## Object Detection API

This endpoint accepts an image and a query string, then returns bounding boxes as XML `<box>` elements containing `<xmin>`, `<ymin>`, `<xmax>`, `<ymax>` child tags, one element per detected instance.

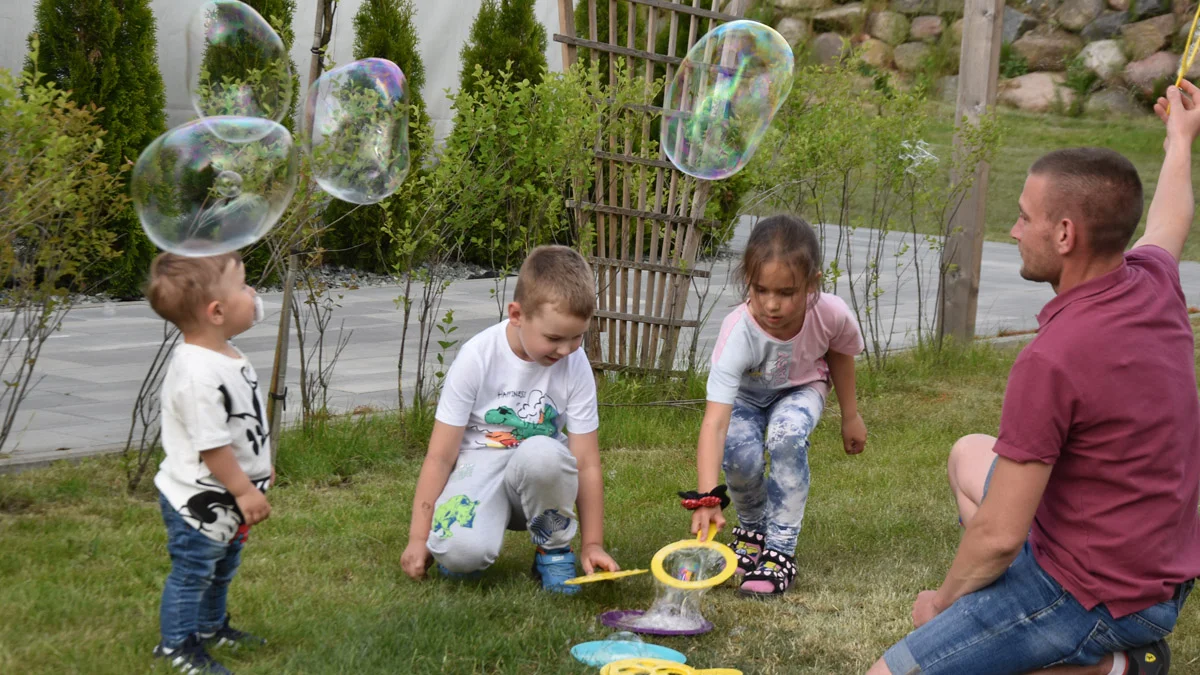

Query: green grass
<box><xmin>3</xmin><ymin>332</ymin><xmax>1199</xmax><ymax>674</ymax></box>
<box><xmin>922</xmin><ymin>104</ymin><xmax>1200</xmax><ymax>262</ymax></box>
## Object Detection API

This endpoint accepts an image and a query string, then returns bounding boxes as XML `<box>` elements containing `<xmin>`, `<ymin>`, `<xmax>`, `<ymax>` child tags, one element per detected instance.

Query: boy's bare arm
<box><xmin>1140</xmin><ymin>81</ymin><xmax>1200</xmax><ymax>262</ymax></box>
<box><xmin>200</xmin><ymin>445</ymin><xmax>270</xmax><ymax>525</ymax></box>
<box><xmin>569</xmin><ymin>430</ymin><xmax>619</xmax><ymax>574</ymax></box>
<box><xmin>407</xmin><ymin>421</ymin><xmax>466</xmax><ymax>544</ymax></box>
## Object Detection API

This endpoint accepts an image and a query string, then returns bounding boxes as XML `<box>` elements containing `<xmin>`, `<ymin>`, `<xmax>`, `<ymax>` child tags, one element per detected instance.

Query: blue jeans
<box><xmin>722</xmin><ymin>386</ymin><xmax>824</xmax><ymax>555</ymax></box>
<box><xmin>159</xmin><ymin>492</ymin><xmax>243</xmax><ymax>648</ymax></box>
<box><xmin>883</xmin><ymin>458</ymin><xmax>1194</xmax><ymax>674</ymax></box>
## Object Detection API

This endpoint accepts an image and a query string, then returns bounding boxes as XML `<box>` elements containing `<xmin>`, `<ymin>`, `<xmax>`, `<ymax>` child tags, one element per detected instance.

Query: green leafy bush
<box><xmin>460</xmin><ymin>0</ymin><xmax>548</xmax><ymax>96</ymax></box>
<box><xmin>24</xmin><ymin>0</ymin><xmax>166</xmax><ymax>298</ymax></box>
<box><xmin>321</xmin><ymin>0</ymin><xmax>431</xmax><ymax>273</ymax></box>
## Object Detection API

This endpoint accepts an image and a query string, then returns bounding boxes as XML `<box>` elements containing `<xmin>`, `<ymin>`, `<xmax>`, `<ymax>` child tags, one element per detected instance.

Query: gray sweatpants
<box><xmin>426</xmin><ymin>435</ymin><xmax>579</xmax><ymax>573</ymax></box>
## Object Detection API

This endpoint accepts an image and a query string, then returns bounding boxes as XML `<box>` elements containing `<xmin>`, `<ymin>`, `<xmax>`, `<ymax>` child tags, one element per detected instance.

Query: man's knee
<box><xmin>948</xmin><ymin>434</ymin><xmax>996</xmax><ymax>482</ymax></box>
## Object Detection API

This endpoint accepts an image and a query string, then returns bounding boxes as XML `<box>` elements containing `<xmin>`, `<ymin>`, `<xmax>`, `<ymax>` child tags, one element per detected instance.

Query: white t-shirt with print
<box><xmin>155</xmin><ymin>343</ymin><xmax>272</xmax><ymax>543</ymax></box>
<box><xmin>435</xmin><ymin>321</ymin><xmax>599</xmax><ymax>454</ymax></box>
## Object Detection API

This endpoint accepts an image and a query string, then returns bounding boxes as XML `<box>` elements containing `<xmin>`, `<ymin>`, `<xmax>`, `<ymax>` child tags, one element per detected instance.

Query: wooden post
<box><xmin>937</xmin><ymin>0</ymin><xmax>1003</xmax><ymax>344</ymax></box>
<box><xmin>267</xmin><ymin>253</ymin><xmax>298</xmax><ymax>470</ymax></box>
<box><xmin>557</xmin><ymin>0</ymin><xmax>577</xmax><ymax>67</ymax></box>
<box><xmin>266</xmin><ymin>0</ymin><xmax>334</xmax><ymax>468</ymax></box>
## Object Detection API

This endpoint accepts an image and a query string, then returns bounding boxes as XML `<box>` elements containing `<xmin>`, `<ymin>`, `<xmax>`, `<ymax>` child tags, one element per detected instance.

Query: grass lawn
<box><xmin>923</xmin><ymin>104</ymin><xmax>1200</xmax><ymax>263</ymax></box>
<box><xmin>2</xmin><ymin>326</ymin><xmax>1199</xmax><ymax>674</ymax></box>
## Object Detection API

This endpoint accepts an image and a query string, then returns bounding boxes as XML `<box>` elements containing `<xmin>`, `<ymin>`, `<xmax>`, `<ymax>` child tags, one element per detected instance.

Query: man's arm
<box><xmin>569</xmin><ymin>429</ymin><xmax>619</xmax><ymax>574</ymax></box>
<box><xmin>925</xmin><ymin>457</ymin><xmax>1052</xmax><ymax>620</ymax></box>
<box><xmin>1137</xmin><ymin>80</ymin><xmax>1200</xmax><ymax>262</ymax></box>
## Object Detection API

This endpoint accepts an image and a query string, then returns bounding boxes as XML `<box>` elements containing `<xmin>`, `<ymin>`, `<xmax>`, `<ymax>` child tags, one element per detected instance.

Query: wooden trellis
<box><xmin>554</xmin><ymin>0</ymin><xmax>748</xmax><ymax>375</ymax></box>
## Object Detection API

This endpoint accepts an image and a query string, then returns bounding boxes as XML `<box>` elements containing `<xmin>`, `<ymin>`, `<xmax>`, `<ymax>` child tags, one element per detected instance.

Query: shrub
<box><xmin>320</xmin><ymin>0</ymin><xmax>431</xmax><ymax>273</ymax></box>
<box><xmin>0</xmin><ymin>61</ymin><xmax>126</xmax><ymax>447</ymax></box>
<box><xmin>999</xmin><ymin>41</ymin><xmax>1029</xmax><ymax>78</ymax></box>
<box><xmin>237</xmin><ymin>0</ymin><xmax>300</xmax><ymax>131</ymax></box>
<box><xmin>24</xmin><ymin>0</ymin><xmax>166</xmax><ymax>298</ymax></box>
<box><xmin>460</xmin><ymin>0</ymin><xmax>548</xmax><ymax>96</ymax></box>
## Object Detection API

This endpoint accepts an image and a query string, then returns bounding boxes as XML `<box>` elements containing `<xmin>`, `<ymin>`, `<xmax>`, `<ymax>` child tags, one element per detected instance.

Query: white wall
<box><xmin>0</xmin><ymin>0</ymin><xmax>564</xmax><ymax>141</ymax></box>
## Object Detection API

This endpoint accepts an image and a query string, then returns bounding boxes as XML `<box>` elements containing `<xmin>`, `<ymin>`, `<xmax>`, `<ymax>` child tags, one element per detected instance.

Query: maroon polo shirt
<box><xmin>993</xmin><ymin>245</ymin><xmax>1200</xmax><ymax>618</ymax></box>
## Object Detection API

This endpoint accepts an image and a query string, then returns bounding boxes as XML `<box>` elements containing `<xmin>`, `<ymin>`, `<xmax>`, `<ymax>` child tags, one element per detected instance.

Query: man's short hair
<box><xmin>513</xmin><ymin>245</ymin><xmax>595</xmax><ymax>319</ymax></box>
<box><xmin>1029</xmin><ymin>148</ymin><xmax>1144</xmax><ymax>256</ymax></box>
<box><xmin>145</xmin><ymin>251</ymin><xmax>241</xmax><ymax>330</ymax></box>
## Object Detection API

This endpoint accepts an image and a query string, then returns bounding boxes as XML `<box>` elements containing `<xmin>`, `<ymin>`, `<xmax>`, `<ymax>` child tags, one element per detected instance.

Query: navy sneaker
<box><xmin>200</xmin><ymin>615</ymin><xmax>265</xmax><ymax>650</ymax></box>
<box><xmin>153</xmin><ymin>634</ymin><xmax>233</xmax><ymax>674</ymax></box>
<box><xmin>531</xmin><ymin>546</ymin><xmax>579</xmax><ymax>595</ymax></box>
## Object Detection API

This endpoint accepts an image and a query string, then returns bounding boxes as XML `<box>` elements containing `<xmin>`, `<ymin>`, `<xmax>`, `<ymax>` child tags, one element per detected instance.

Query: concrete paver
<box><xmin>1</xmin><ymin>216</ymin><xmax>1197</xmax><ymax>471</ymax></box>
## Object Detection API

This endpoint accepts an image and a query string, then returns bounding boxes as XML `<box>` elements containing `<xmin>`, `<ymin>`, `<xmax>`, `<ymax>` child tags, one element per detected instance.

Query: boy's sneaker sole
<box><xmin>200</xmin><ymin>614</ymin><xmax>265</xmax><ymax>650</ymax></box>
<box><xmin>153</xmin><ymin>635</ymin><xmax>233</xmax><ymax>675</ymax></box>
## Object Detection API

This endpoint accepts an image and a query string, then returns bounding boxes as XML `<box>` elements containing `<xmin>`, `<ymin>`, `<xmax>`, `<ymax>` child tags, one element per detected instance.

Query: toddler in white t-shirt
<box><xmin>145</xmin><ymin>251</ymin><xmax>271</xmax><ymax>675</ymax></box>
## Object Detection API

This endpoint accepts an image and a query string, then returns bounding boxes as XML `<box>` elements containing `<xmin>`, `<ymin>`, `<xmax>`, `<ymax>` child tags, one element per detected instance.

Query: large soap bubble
<box><xmin>303</xmin><ymin>58</ymin><xmax>410</xmax><ymax>205</ymax></box>
<box><xmin>132</xmin><ymin>117</ymin><xmax>298</xmax><ymax>257</ymax></box>
<box><xmin>662</xmin><ymin>20</ymin><xmax>794</xmax><ymax>181</ymax></box>
<box><xmin>187</xmin><ymin>0</ymin><xmax>293</xmax><ymax>133</ymax></box>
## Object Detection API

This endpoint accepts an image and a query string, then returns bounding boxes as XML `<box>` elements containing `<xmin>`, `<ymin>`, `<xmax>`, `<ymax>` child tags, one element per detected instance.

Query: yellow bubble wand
<box><xmin>1169</xmin><ymin>1</ymin><xmax>1200</xmax><ymax>114</ymax></box>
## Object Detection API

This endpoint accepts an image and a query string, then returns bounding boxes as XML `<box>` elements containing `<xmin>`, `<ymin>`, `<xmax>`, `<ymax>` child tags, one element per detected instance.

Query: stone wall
<box><xmin>770</xmin><ymin>0</ymin><xmax>1196</xmax><ymax>115</ymax></box>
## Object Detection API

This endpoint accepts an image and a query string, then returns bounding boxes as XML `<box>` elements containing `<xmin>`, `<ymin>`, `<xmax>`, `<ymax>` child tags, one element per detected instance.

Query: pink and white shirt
<box><xmin>707</xmin><ymin>294</ymin><xmax>864</xmax><ymax>408</ymax></box>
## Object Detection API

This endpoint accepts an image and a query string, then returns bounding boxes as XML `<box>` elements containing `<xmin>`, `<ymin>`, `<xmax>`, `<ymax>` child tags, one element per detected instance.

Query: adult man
<box><xmin>869</xmin><ymin>82</ymin><xmax>1200</xmax><ymax>675</ymax></box>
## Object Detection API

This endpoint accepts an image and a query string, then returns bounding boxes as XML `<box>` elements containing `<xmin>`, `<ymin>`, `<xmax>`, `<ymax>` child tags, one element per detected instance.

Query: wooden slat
<box><xmin>552</xmin><ymin>34</ymin><xmax>683</xmax><ymax>66</ymax></box>
<box><xmin>588</xmin><ymin>256</ymin><xmax>710</xmax><ymax>278</ymax></box>
<box><xmin>606</xmin><ymin>0</ymin><xmax>618</xmax><ymax>366</ymax></box>
<box><xmin>626</xmin><ymin>0</ymin><xmax>741</xmax><ymax>23</ymax></box>
<box><xmin>594</xmin><ymin>310</ymin><xmax>700</xmax><ymax>329</ymax></box>
<box><xmin>557</xmin><ymin>0</ymin><xmax>576</xmax><ymax>67</ymax></box>
<box><xmin>567</xmin><ymin>200</ymin><xmax>716</xmax><ymax>228</ymax></box>
<box><xmin>594</xmin><ymin>149</ymin><xmax>675</xmax><ymax>170</ymax></box>
<box><xmin>590</xmin><ymin>361</ymin><xmax>694</xmax><ymax>377</ymax></box>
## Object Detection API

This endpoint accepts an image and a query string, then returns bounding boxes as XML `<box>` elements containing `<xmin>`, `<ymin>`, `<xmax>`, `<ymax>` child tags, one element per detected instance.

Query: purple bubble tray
<box><xmin>598</xmin><ymin>609</ymin><xmax>714</xmax><ymax>636</ymax></box>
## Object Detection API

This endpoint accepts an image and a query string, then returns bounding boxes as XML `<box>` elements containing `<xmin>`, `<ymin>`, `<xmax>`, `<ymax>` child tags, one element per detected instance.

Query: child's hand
<box><xmin>401</xmin><ymin>540</ymin><xmax>433</xmax><ymax>580</ymax></box>
<box><xmin>580</xmin><ymin>543</ymin><xmax>620</xmax><ymax>575</ymax></box>
<box><xmin>690</xmin><ymin>505</ymin><xmax>726</xmax><ymax>540</ymax></box>
<box><xmin>235</xmin><ymin>489</ymin><xmax>271</xmax><ymax>525</ymax></box>
<box><xmin>842</xmin><ymin>412</ymin><xmax>867</xmax><ymax>455</ymax></box>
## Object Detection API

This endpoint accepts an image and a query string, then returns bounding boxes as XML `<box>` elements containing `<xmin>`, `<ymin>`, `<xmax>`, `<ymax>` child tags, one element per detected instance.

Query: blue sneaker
<box><xmin>532</xmin><ymin>546</ymin><xmax>580</xmax><ymax>595</ymax></box>
<box><xmin>437</xmin><ymin>563</ymin><xmax>483</xmax><ymax>581</ymax></box>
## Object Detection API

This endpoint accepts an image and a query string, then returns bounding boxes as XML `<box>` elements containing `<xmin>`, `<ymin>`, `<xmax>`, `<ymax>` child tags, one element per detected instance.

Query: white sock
<box><xmin>1107</xmin><ymin>651</ymin><xmax>1129</xmax><ymax>675</ymax></box>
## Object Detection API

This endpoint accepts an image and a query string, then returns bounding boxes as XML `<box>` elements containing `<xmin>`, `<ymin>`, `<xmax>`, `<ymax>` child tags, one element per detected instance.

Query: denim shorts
<box><xmin>883</xmin><ymin>458</ymin><xmax>1194</xmax><ymax>674</ymax></box>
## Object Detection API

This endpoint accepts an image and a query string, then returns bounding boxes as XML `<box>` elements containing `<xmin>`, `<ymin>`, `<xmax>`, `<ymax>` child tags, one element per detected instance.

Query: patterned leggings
<box><xmin>722</xmin><ymin>386</ymin><xmax>824</xmax><ymax>555</ymax></box>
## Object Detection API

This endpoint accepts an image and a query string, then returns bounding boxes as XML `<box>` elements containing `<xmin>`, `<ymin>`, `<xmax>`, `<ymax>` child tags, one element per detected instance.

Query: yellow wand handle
<box><xmin>1170</xmin><ymin>2</ymin><xmax>1200</xmax><ymax>115</ymax></box>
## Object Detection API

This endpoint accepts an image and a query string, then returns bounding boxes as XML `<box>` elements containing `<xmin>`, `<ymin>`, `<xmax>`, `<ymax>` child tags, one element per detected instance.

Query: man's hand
<box><xmin>1155</xmin><ymin>80</ymin><xmax>1200</xmax><ymax>148</ymax></box>
<box><xmin>580</xmin><ymin>543</ymin><xmax>620</xmax><ymax>575</ymax></box>
<box><xmin>234</xmin><ymin>488</ymin><xmax>270</xmax><ymax>526</ymax></box>
<box><xmin>401</xmin><ymin>540</ymin><xmax>433</xmax><ymax>580</ymax></box>
<box><xmin>911</xmin><ymin>590</ymin><xmax>942</xmax><ymax>628</ymax></box>
<box><xmin>842</xmin><ymin>412</ymin><xmax>867</xmax><ymax>455</ymax></box>
<box><xmin>690</xmin><ymin>504</ymin><xmax>726</xmax><ymax>540</ymax></box>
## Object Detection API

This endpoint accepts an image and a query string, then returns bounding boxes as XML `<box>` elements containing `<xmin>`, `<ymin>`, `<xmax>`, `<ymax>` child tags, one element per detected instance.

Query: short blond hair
<box><xmin>513</xmin><ymin>245</ymin><xmax>595</xmax><ymax>319</ymax></box>
<box><xmin>145</xmin><ymin>252</ymin><xmax>242</xmax><ymax>330</ymax></box>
